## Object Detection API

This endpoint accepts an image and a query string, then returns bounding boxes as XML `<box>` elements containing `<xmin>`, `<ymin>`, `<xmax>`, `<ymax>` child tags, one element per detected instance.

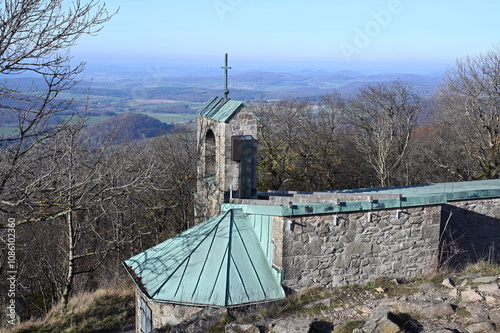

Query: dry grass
<box><xmin>1</xmin><ymin>285</ymin><xmax>134</xmax><ymax>333</ymax></box>
<box><xmin>333</xmin><ymin>320</ymin><xmax>363</xmax><ymax>333</ymax></box>
<box><xmin>4</xmin><ymin>261</ymin><xmax>500</xmax><ymax>333</ymax></box>
<box><xmin>461</xmin><ymin>259</ymin><xmax>500</xmax><ymax>276</ymax></box>
<box><xmin>270</xmin><ymin>286</ymin><xmax>335</xmax><ymax>316</ymax></box>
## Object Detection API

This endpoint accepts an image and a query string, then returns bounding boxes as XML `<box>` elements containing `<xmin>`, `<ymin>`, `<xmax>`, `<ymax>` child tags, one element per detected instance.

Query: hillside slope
<box><xmin>1</xmin><ymin>286</ymin><xmax>134</xmax><ymax>333</ymax></box>
<box><xmin>5</xmin><ymin>263</ymin><xmax>499</xmax><ymax>332</ymax></box>
<box><xmin>84</xmin><ymin>112</ymin><xmax>174</xmax><ymax>143</ymax></box>
<box><xmin>168</xmin><ymin>262</ymin><xmax>500</xmax><ymax>333</ymax></box>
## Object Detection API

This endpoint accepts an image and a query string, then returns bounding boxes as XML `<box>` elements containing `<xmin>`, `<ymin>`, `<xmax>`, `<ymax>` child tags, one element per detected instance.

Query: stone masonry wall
<box><xmin>194</xmin><ymin>116</ymin><xmax>223</xmax><ymax>222</ymax></box>
<box><xmin>195</xmin><ymin>106</ymin><xmax>257</xmax><ymax>222</ymax></box>
<box><xmin>441</xmin><ymin>198</ymin><xmax>500</xmax><ymax>268</ymax></box>
<box><xmin>278</xmin><ymin>206</ymin><xmax>442</xmax><ymax>290</ymax></box>
<box><xmin>221</xmin><ymin>108</ymin><xmax>258</xmax><ymax>197</ymax></box>
<box><xmin>135</xmin><ymin>288</ymin><xmax>202</xmax><ymax>332</ymax></box>
<box><xmin>272</xmin><ymin>216</ymin><xmax>284</xmax><ymax>270</ymax></box>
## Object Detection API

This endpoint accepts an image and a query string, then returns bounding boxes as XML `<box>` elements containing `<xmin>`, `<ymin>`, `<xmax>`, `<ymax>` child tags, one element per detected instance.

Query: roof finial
<box><xmin>222</xmin><ymin>53</ymin><xmax>231</xmax><ymax>101</ymax></box>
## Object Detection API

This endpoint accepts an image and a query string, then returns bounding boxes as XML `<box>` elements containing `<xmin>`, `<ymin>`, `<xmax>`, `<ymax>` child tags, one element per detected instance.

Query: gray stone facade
<box><xmin>268</xmin><ymin>197</ymin><xmax>500</xmax><ymax>291</ymax></box>
<box><xmin>135</xmin><ymin>288</ymin><xmax>202</xmax><ymax>332</ymax></box>
<box><xmin>274</xmin><ymin>206</ymin><xmax>442</xmax><ymax>290</ymax></box>
<box><xmin>195</xmin><ymin>104</ymin><xmax>257</xmax><ymax>222</ymax></box>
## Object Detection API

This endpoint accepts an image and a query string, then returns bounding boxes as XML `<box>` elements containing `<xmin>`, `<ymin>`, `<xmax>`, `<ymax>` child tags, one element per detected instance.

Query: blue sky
<box><xmin>73</xmin><ymin>0</ymin><xmax>500</xmax><ymax>73</ymax></box>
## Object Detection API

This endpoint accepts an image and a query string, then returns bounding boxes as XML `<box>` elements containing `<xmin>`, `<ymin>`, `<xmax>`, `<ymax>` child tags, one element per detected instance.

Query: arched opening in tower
<box><xmin>205</xmin><ymin>129</ymin><xmax>216</xmax><ymax>177</ymax></box>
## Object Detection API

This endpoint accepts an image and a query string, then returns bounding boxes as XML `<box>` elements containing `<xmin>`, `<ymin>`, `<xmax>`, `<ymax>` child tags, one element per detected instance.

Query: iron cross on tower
<box><xmin>222</xmin><ymin>53</ymin><xmax>231</xmax><ymax>100</ymax></box>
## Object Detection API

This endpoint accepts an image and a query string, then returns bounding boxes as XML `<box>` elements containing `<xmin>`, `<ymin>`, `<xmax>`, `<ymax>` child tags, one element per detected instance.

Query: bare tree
<box><xmin>301</xmin><ymin>92</ymin><xmax>343</xmax><ymax>189</ymax></box>
<box><xmin>14</xmin><ymin>121</ymin><xmax>163</xmax><ymax>312</ymax></box>
<box><xmin>253</xmin><ymin>98</ymin><xmax>313</xmax><ymax>190</ymax></box>
<box><xmin>0</xmin><ymin>0</ymin><xmax>115</xmax><ymax>317</ymax></box>
<box><xmin>343</xmin><ymin>80</ymin><xmax>421</xmax><ymax>187</ymax></box>
<box><xmin>409</xmin><ymin>123</ymin><xmax>478</xmax><ymax>182</ymax></box>
<box><xmin>140</xmin><ymin>128</ymin><xmax>197</xmax><ymax>239</ymax></box>
<box><xmin>0</xmin><ymin>121</ymin><xmax>199</xmax><ymax>315</ymax></box>
<box><xmin>0</xmin><ymin>0</ymin><xmax>115</xmax><ymax>209</ymax></box>
<box><xmin>253</xmin><ymin>96</ymin><xmax>344</xmax><ymax>191</ymax></box>
<box><xmin>437</xmin><ymin>46</ymin><xmax>500</xmax><ymax>179</ymax></box>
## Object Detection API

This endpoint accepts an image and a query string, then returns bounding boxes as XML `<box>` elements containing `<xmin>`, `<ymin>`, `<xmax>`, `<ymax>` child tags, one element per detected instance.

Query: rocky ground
<box><xmin>164</xmin><ymin>267</ymin><xmax>500</xmax><ymax>333</ymax></box>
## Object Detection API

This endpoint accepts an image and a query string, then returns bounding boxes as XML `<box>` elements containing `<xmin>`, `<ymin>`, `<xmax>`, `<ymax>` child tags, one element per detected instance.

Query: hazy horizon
<box><xmin>79</xmin><ymin>57</ymin><xmax>450</xmax><ymax>76</ymax></box>
<box><xmin>71</xmin><ymin>0</ymin><xmax>500</xmax><ymax>77</ymax></box>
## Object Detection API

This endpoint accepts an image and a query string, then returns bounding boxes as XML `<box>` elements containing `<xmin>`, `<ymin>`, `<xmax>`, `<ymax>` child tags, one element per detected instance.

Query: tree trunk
<box><xmin>61</xmin><ymin>211</ymin><xmax>75</xmax><ymax>313</ymax></box>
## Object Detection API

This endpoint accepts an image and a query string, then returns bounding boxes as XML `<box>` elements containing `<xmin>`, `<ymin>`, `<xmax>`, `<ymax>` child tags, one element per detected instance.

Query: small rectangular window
<box><xmin>140</xmin><ymin>298</ymin><xmax>152</xmax><ymax>333</ymax></box>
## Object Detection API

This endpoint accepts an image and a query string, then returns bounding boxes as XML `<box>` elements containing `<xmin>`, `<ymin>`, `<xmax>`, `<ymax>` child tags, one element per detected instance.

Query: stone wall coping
<box><xmin>224</xmin><ymin>187</ymin><xmax>500</xmax><ymax>216</ymax></box>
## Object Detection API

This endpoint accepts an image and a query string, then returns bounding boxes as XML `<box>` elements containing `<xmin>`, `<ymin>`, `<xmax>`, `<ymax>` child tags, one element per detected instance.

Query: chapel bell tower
<box><xmin>194</xmin><ymin>54</ymin><xmax>258</xmax><ymax>222</ymax></box>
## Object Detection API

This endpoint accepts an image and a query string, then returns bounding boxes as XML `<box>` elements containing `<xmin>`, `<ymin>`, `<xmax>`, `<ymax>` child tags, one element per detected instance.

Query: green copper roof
<box><xmin>197</xmin><ymin>97</ymin><xmax>246</xmax><ymax>123</ymax></box>
<box><xmin>123</xmin><ymin>209</ymin><xmax>284</xmax><ymax>307</ymax></box>
<box><xmin>222</xmin><ymin>179</ymin><xmax>500</xmax><ymax>216</ymax></box>
<box><xmin>333</xmin><ymin>179</ymin><xmax>500</xmax><ymax>197</ymax></box>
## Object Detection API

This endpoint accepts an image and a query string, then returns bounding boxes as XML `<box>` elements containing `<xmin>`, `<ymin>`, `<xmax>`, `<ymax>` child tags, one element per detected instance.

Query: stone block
<box><xmin>418</xmin><ymin>282</ymin><xmax>436</xmax><ymax>293</ymax></box>
<box><xmin>306</xmin><ymin>243</ymin><xmax>322</xmax><ymax>256</ymax></box>
<box><xmin>464</xmin><ymin>322</ymin><xmax>496</xmax><ymax>333</ymax></box>
<box><xmin>472</xmin><ymin>276</ymin><xmax>498</xmax><ymax>284</ymax></box>
<box><xmin>442</xmin><ymin>278</ymin><xmax>455</xmax><ymax>289</ymax></box>
<box><xmin>399</xmin><ymin>241</ymin><xmax>415</xmax><ymax>251</ymax></box>
<box><xmin>320</xmin><ymin>269</ymin><xmax>332</xmax><ymax>279</ymax></box>
<box><xmin>306</xmin><ymin>258</ymin><xmax>319</xmax><ymax>270</ymax></box>
<box><xmin>389</xmin><ymin>245</ymin><xmax>401</xmax><ymax>254</ymax></box>
<box><xmin>321</xmin><ymin>247</ymin><xmax>334</xmax><ymax>255</ymax></box>
<box><xmin>420</xmin><ymin>303</ymin><xmax>455</xmax><ymax>318</ymax></box>
<box><xmin>363</xmin><ymin>227</ymin><xmax>380</xmax><ymax>234</ymax></box>
<box><xmin>376</xmin><ymin>264</ymin><xmax>392</xmax><ymax>276</ymax></box>
<box><xmin>478</xmin><ymin>284</ymin><xmax>499</xmax><ymax>293</ymax></box>
<box><xmin>489</xmin><ymin>309</ymin><xmax>500</xmax><ymax>324</ymax></box>
<box><xmin>345</xmin><ymin>241</ymin><xmax>372</xmax><ymax>255</ymax></box>
<box><xmin>422</xmin><ymin>225</ymin><xmax>437</xmax><ymax>239</ymax></box>
<box><xmin>378</xmin><ymin>251</ymin><xmax>389</xmax><ymax>257</ymax></box>
<box><xmin>350</xmin><ymin>259</ymin><xmax>360</xmax><ymax>268</ymax></box>
<box><xmin>392</xmin><ymin>230</ymin><xmax>408</xmax><ymax>240</ymax></box>
<box><xmin>225</xmin><ymin>323</ymin><xmax>260</xmax><ymax>333</ymax></box>
<box><xmin>340</xmin><ymin>230</ymin><xmax>356</xmax><ymax>242</ymax></box>
<box><xmin>485</xmin><ymin>296</ymin><xmax>498</xmax><ymax>304</ymax></box>
<box><xmin>409</xmin><ymin>216</ymin><xmax>422</xmax><ymax>224</ymax></box>
<box><xmin>334</xmin><ymin>256</ymin><xmax>348</xmax><ymax>268</ymax></box>
<box><xmin>371</xmin><ymin>243</ymin><xmax>382</xmax><ymax>252</ymax></box>
<box><xmin>461</xmin><ymin>290</ymin><xmax>484</xmax><ymax>302</ymax></box>
<box><xmin>377</xmin><ymin>319</ymin><xmax>401</xmax><ymax>333</ymax></box>
<box><xmin>270</xmin><ymin>318</ymin><xmax>312</xmax><ymax>333</ymax></box>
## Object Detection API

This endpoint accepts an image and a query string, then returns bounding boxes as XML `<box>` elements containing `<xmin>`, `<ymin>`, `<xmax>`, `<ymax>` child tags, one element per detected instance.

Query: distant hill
<box><xmin>76</xmin><ymin>68</ymin><xmax>444</xmax><ymax>103</ymax></box>
<box><xmin>84</xmin><ymin>113</ymin><xmax>174</xmax><ymax>144</ymax></box>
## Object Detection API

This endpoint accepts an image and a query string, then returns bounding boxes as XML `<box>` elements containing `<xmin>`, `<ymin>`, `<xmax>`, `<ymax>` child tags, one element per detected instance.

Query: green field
<box><xmin>0</xmin><ymin>109</ymin><xmax>198</xmax><ymax>137</ymax></box>
<box><xmin>57</xmin><ymin>111</ymin><xmax>197</xmax><ymax>127</ymax></box>
<box><xmin>0</xmin><ymin>79</ymin><xmax>206</xmax><ymax>136</ymax></box>
<box><xmin>126</xmin><ymin>99</ymin><xmax>203</xmax><ymax>108</ymax></box>
<box><xmin>0</xmin><ymin>124</ymin><xmax>18</xmax><ymax>137</ymax></box>
<box><xmin>139</xmin><ymin>112</ymin><xmax>196</xmax><ymax>124</ymax></box>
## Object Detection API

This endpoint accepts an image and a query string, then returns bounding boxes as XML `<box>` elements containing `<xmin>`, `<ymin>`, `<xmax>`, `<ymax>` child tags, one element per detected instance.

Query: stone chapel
<box><xmin>123</xmin><ymin>56</ymin><xmax>500</xmax><ymax>332</ymax></box>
